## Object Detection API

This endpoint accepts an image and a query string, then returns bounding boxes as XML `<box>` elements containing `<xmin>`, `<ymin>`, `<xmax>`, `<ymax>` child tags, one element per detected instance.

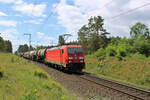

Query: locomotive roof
<box><xmin>61</xmin><ymin>45</ymin><xmax>82</xmax><ymax>48</ymax></box>
<box><xmin>47</xmin><ymin>46</ymin><xmax>61</xmax><ymax>51</ymax></box>
<box><xmin>47</xmin><ymin>45</ymin><xmax>82</xmax><ymax>51</ymax></box>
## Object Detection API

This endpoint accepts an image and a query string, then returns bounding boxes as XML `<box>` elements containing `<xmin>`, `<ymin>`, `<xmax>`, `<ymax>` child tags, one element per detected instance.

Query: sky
<box><xmin>0</xmin><ymin>0</ymin><xmax>150</xmax><ymax>52</ymax></box>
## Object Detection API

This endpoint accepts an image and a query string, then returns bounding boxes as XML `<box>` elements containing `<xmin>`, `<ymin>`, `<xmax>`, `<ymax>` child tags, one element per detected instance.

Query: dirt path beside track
<box><xmin>32</xmin><ymin>61</ymin><xmax>136</xmax><ymax>100</ymax></box>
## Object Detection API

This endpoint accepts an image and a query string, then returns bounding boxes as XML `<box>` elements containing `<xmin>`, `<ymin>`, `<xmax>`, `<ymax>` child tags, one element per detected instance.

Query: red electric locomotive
<box><xmin>22</xmin><ymin>45</ymin><xmax>85</xmax><ymax>72</ymax></box>
<box><xmin>45</xmin><ymin>45</ymin><xmax>85</xmax><ymax>72</ymax></box>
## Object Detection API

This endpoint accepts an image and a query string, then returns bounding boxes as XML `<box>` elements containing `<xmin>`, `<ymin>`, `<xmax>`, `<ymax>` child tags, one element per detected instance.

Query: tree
<box><xmin>88</xmin><ymin>16</ymin><xmax>108</xmax><ymax>36</ymax></box>
<box><xmin>17</xmin><ymin>44</ymin><xmax>29</xmax><ymax>53</ymax></box>
<box><xmin>0</xmin><ymin>36</ymin><xmax>12</xmax><ymax>53</ymax></box>
<box><xmin>130</xmin><ymin>22</ymin><xmax>150</xmax><ymax>39</ymax></box>
<box><xmin>4</xmin><ymin>40</ymin><xmax>12</xmax><ymax>53</ymax></box>
<box><xmin>132</xmin><ymin>36</ymin><xmax>150</xmax><ymax>57</ymax></box>
<box><xmin>66</xmin><ymin>41</ymin><xmax>79</xmax><ymax>45</ymax></box>
<box><xmin>29</xmin><ymin>45</ymin><xmax>34</xmax><ymax>51</ymax></box>
<box><xmin>78</xmin><ymin>25</ymin><xmax>89</xmax><ymax>54</ymax></box>
<box><xmin>0</xmin><ymin>36</ymin><xmax>5</xmax><ymax>52</ymax></box>
<box><xmin>58</xmin><ymin>35</ymin><xmax>65</xmax><ymax>46</ymax></box>
<box><xmin>78</xmin><ymin>16</ymin><xmax>109</xmax><ymax>54</ymax></box>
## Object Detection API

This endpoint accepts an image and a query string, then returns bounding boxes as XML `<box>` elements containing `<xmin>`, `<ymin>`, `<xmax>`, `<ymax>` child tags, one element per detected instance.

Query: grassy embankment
<box><xmin>0</xmin><ymin>52</ymin><xmax>77</xmax><ymax>100</ymax></box>
<box><xmin>84</xmin><ymin>55</ymin><xmax>150</xmax><ymax>89</ymax></box>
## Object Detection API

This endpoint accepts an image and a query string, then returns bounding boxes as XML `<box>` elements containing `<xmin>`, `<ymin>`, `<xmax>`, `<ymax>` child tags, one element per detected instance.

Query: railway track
<box><xmin>78</xmin><ymin>74</ymin><xmax>150</xmax><ymax>100</ymax></box>
<box><xmin>31</xmin><ymin>60</ymin><xmax>150</xmax><ymax>100</ymax></box>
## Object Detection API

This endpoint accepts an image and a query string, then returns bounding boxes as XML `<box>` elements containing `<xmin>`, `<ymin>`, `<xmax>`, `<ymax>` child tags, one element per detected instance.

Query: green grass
<box><xmin>84</xmin><ymin>55</ymin><xmax>150</xmax><ymax>89</ymax></box>
<box><xmin>0</xmin><ymin>52</ymin><xmax>78</xmax><ymax>100</ymax></box>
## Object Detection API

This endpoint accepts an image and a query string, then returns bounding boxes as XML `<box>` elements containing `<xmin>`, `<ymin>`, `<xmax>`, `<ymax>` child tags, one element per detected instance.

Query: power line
<box><xmin>107</xmin><ymin>2</ymin><xmax>150</xmax><ymax>21</ymax></box>
<box><xmin>41</xmin><ymin>0</ymin><xmax>61</xmax><ymax>30</ymax></box>
<box><xmin>43</xmin><ymin>0</ymin><xmax>113</xmax><ymax>26</ymax></box>
<box><xmin>46</xmin><ymin>0</ymin><xmax>60</xmax><ymax>21</ymax></box>
<box><xmin>40</xmin><ymin>0</ymin><xmax>113</xmax><ymax>31</ymax></box>
<box><xmin>100</xmin><ymin>0</ymin><xmax>114</xmax><ymax>10</ymax></box>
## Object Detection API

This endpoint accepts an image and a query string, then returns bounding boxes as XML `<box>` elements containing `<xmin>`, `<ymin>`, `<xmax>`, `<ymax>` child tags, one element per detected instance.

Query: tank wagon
<box><xmin>23</xmin><ymin>52</ymin><xmax>30</xmax><ymax>59</ymax></box>
<box><xmin>22</xmin><ymin>45</ymin><xmax>85</xmax><ymax>72</ymax></box>
<box><xmin>36</xmin><ymin>49</ymin><xmax>47</xmax><ymax>61</ymax></box>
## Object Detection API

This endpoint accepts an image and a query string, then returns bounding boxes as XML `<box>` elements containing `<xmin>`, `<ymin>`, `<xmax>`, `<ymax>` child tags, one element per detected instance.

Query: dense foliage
<box><xmin>15</xmin><ymin>16</ymin><xmax>150</xmax><ymax>59</ymax></box>
<box><xmin>0</xmin><ymin>36</ymin><xmax>12</xmax><ymax>53</ymax></box>
<box><xmin>58</xmin><ymin>35</ymin><xmax>65</xmax><ymax>46</ymax></box>
<box><xmin>130</xmin><ymin>22</ymin><xmax>150</xmax><ymax>39</ymax></box>
<box><xmin>78</xmin><ymin>16</ymin><xmax>109</xmax><ymax>54</ymax></box>
<box><xmin>77</xmin><ymin>16</ymin><xmax>150</xmax><ymax>59</ymax></box>
<box><xmin>84</xmin><ymin>21</ymin><xmax>150</xmax><ymax>89</ymax></box>
<box><xmin>93</xmin><ymin>29</ymin><xmax>150</xmax><ymax>60</ymax></box>
<box><xmin>17</xmin><ymin>44</ymin><xmax>29</xmax><ymax>53</ymax></box>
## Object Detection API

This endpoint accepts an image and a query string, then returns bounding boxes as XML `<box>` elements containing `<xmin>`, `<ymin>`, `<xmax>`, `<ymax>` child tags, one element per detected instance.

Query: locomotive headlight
<box><xmin>79</xmin><ymin>57</ymin><xmax>84</xmax><ymax>59</ymax></box>
<box><xmin>69</xmin><ymin>61</ymin><xmax>72</xmax><ymax>63</ymax></box>
<box><xmin>80</xmin><ymin>60</ymin><xmax>84</xmax><ymax>62</ymax></box>
<box><xmin>68</xmin><ymin>57</ymin><xmax>73</xmax><ymax>59</ymax></box>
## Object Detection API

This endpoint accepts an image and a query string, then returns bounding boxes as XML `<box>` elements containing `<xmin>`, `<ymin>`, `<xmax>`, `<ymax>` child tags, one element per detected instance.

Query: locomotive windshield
<box><xmin>67</xmin><ymin>48</ymin><xmax>82</xmax><ymax>54</ymax></box>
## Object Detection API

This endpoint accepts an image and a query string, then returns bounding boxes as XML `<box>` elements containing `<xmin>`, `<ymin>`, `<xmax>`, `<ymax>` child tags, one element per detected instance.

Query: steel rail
<box><xmin>78</xmin><ymin>74</ymin><xmax>150</xmax><ymax>100</ymax></box>
<box><xmin>28</xmin><ymin>60</ymin><xmax>150</xmax><ymax>100</ymax></box>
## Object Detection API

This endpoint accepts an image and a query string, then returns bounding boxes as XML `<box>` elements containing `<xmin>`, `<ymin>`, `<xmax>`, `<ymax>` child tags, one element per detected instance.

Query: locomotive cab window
<box><xmin>67</xmin><ymin>48</ymin><xmax>82</xmax><ymax>54</ymax></box>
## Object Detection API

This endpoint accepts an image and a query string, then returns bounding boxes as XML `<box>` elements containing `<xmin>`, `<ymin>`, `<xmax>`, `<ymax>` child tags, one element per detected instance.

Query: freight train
<box><xmin>20</xmin><ymin>45</ymin><xmax>85</xmax><ymax>72</ymax></box>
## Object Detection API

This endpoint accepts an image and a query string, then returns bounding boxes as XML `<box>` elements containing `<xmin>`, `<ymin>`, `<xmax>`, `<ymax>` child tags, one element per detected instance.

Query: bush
<box><xmin>130</xmin><ymin>53</ymin><xmax>148</xmax><ymax>60</ymax></box>
<box><xmin>0</xmin><ymin>67</ymin><xmax>4</xmax><ymax>78</ymax></box>
<box><xmin>106</xmin><ymin>46</ymin><xmax>116</xmax><ymax>57</ymax></box>
<box><xmin>11</xmin><ymin>57</ymin><xmax>14</xmax><ymax>63</ymax></box>
<box><xmin>133</xmin><ymin>36</ymin><xmax>150</xmax><ymax>57</ymax></box>
<box><xmin>21</xmin><ymin>89</ymin><xmax>38</xmax><ymax>100</ymax></box>
<box><xmin>92</xmin><ymin>36</ymin><xmax>150</xmax><ymax>60</ymax></box>
<box><xmin>117</xmin><ymin>48</ymin><xmax>127</xmax><ymax>57</ymax></box>
<box><xmin>93</xmin><ymin>48</ymin><xmax>106</xmax><ymax>59</ymax></box>
<box><xmin>116</xmin><ymin>55</ymin><xmax>123</xmax><ymax>61</ymax></box>
<box><xmin>34</xmin><ymin>69</ymin><xmax>48</xmax><ymax>79</ymax></box>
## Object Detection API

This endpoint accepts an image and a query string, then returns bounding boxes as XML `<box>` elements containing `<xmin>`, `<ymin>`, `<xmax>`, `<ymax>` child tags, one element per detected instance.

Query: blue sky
<box><xmin>0</xmin><ymin>0</ymin><xmax>66</xmax><ymax>52</ymax></box>
<box><xmin>0</xmin><ymin>0</ymin><xmax>150</xmax><ymax>52</ymax></box>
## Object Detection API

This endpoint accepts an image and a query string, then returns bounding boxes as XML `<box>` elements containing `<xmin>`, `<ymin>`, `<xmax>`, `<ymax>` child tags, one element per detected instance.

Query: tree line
<box><xmin>77</xmin><ymin>16</ymin><xmax>150</xmax><ymax>60</ymax></box>
<box><xmin>77</xmin><ymin>16</ymin><xmax>150</xmax><ymax>57</ymax></box>
<box><xmin>16</xmin><ymin>15</ymin><xmax>150</xmax><ymax>59</ymax></box>
<box><xmin>0</xmin><ymin>36</ymin><xmax>12</xmax><ymax>53</ymax></box>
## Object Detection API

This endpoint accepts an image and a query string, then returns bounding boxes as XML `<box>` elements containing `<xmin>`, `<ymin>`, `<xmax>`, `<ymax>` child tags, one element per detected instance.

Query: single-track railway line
<box><xmin>77</xmin><ymin>74</ymin><xmax>150</xmax><ymax>100</ymax></box>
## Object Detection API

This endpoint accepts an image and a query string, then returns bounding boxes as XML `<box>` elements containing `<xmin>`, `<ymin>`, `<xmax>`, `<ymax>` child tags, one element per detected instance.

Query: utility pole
<box><xmin>24</xmin><ymin>33</ymin><xmax>31</xmax><ymax>51</ymax></box>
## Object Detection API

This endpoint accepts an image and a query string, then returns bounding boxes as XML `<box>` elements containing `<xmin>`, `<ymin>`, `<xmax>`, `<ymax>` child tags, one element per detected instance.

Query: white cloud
<box><xmin>0</xmin><ymin>0</ymin><xmax>23</xmax><ymax>4</ymax></box>
<box><xmin>0</xmin><ymin>0</ymin><xmax>14</xmax><ymax>3</ymax></box>
<box><xmin>15</xmin><ymin>0</ymin><xmax>23</xmax><ymax>4</ymax></box>
<box><xmin>0</xmin><ymin>12</ymin><xmax>8</xmax><ymax>16</ymax></box>
<box><xmin>37</xmin><ymin>32</ymin><xmax>54</xmax><ymax>41</ymax></box>
<box><xmin>0</xmin><ymin>28</ymin><xmax>26</xmax><ymax>52</ymax></box>
<box><xmin>127</xmin><ymin>0</ymin><xmax>150</xmax><ymax>10</ymax></box>
<box><xmin>54</xmin><ymin>0</ymin><xmax>150</xmax><ymax>38</ymax></box>
<box><xmin>0</xmin><ymin>20</ymin><xmax>17</xmax><ymax>27</ymax></box>
<box><xmin>13</xmin><ymin>3</ymin><xmax>47</xmax><ymax>17</ymax></box>
<box><xmin>2</xmin><ymin>28</ymin><xmax>18</xmax><ymax>34</ymax></box>
<box><xmin>54</xmin><ymin>0</ymin><xmax>86</xmax><ymax>35</ymax></box>
<box><xmin>14</xmin><ymin>14</ymin><xmax>23</xmax><ymax>17</ymax></box>
<box><xmin>0</xmin><ymin>0</ymin><xmax>46</xmax><ymax>17</ymax></box>
<box><xmin>24</xmin><ymin>19</ymin><xmax>43</xmax><ymax>24</ymax></box>
<box><xmin>37</xmin><ymin>32</ymin><xmax>55</xmax><ymax>45</ymax></box>
<box><xmin>54</xmin><ymin>0</ymin><xmax>113</xmax><ymax>38</ymax></box>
